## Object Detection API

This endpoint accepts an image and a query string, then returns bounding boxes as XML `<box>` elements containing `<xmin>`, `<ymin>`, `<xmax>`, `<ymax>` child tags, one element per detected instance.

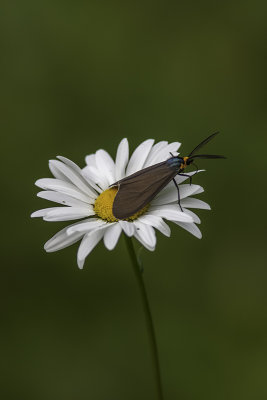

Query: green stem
<box><xmin>125</xmin><ymin>236</ymin><xmax>164</xmax><ymax>400</ymax></box>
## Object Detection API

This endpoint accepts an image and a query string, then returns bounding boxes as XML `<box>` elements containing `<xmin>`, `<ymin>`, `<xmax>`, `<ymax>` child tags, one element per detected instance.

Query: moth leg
<box><xmin>188</xmin><ymin>162</ymin><xmax>200</xmax><ymax>183</ymax></box>
<box><xmin>178</xmin><ymin>173</ymin><xmax>193</xmax><ymax>185</ymax></box>
<box><xmin>192</xmin><ymin>162</ymin><xmax>199</xmax><ymax>172</ymax></box>
<box><xmin>172</xmin><ymin>178</ymin><xmax>183</xmax><ymax>212</ymax></box>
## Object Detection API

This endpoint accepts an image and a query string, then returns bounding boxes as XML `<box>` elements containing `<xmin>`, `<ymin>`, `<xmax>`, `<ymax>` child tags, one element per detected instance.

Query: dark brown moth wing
<box><xmin>111</xmin><ymin>160</ymin><xmax>167</xmax><ymax>186</ymax></box>
<box><xmin>112</xmin><ymin>162</ymin><xmax>177</xmax><ymax>219</ymax></box>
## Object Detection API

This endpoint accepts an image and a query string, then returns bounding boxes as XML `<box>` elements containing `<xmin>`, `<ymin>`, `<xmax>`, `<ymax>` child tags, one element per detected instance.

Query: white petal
<box><xmin>58</xmin><ymin>156</ymin><xmax>101</xmax><ymax>194</ymax></box>
<box><xmin>85</xmin><ymin>154</ymin><xmax>97</xmax><ymax>168</ymax></box>
<box><xmin>49</xmin><ymin>162</ymin><xmax>70</xmax><ymax>181</ymax></box>
<box><xmin>182</xmin><ymin>208</ymin><xmax>201</xmax><ymax>224</ymax></box>
<box><xmin>155</xmin><ymin>170</ymin><xmax>204</xmax><ymax>192</ymax></box>
<box><xmin>144</xmin><ymin>141</ymin><xmax>168</xmax><ymax>167</ymax></box>
<box><xmin>77</xmin><ymin>229</ymin><xmax>105</xmax><ymax>269</ymax></box>
<box><xmin>56</xmin><ymin>156</ymin><xmax>82</xmax><ymax>174</ymax></box>
<box><xmin>43</xmin><ymin>207</ymin><xmax>94</xmax><ymax>221</ymax></box>
<box><xmin>37</xmin><ymin>191</ymin><xmax>91</xmax><ymax>207</ymax></box>
<box><xmin>35</xmin><ymin>178</ymin><xmax>92</xmax><ymax>203</ymax></box>
<box><xmin>174</xmin><ymin>169</ymin><xmax>205</xmax><ymax>185</ymax></box>
<box><xmin>177</xmin><ymin>184</ymin><xmax>204</xmax><ymax>198</ymax></box>
<box><xmin>180</xmin><ymin>198</ymin><xmax>211</xmax><ymax>210</ymax></box>
<box><xmin>152</xmin><ymin>184</ymin><xmax>203</xmax><ymax>206</ymax></box>
<box><xmin>135</xmin><ymin>231</ymin><xmax>155</xmax><ymax>251</ymax></box>
<box><xmin>95</xmin><ymin>149</ymin><xmax>115</xmax><ymax>185</ymax></box>
<box><xmin>146</xmin><ymin>142</ymin><xmax>181</xmax><ymax>166</ymax></box>
<box><xmin>126</xmin><ymin>139</ymin><xmax>154</xmax><ymax>175</ymax></box>
<box><xmin>192</xmin><ymin>186</ymin><xmax>204</xmax><ymax>195</ymax></box>
<box><xmin>119</xmin><ymin>221</ymin><xmax>135</xmax><ymax>237</ymax></box>
<box><xmin>31</xmin><ymin>208</ymin><xmax>56</xmax><ymax>218</ymax></box>
<box><xmin>44</xmin><ymin>222</ymin><xmax>86</xmax><ymax>252</ymax></box>
<box><xmin>115</xmin><ymin>138</ymin><xmax>129</xmax><ymax>181</ymax></box>
<box><xmin>173</xmin><ymin>221</ymin><xmax>202</xmax><ymax>239</ymax></box>
<box><xmin>103</xmin><ymin>223</ymin><xmax>122</xmax><ymax>250</ymax></box>
<box><xmin>149</xmin><ymin>204</ymin><xmax>194</xmax><ymax>223</ymax></box>
<box><xmin>67</xmin><ymin>219</ymin><xmax>108</xmax><ymax>234</ymax></box>
<box><xmin>145</xmin><ymin>170</ymin><xmax>205</xmax><ymax>200</ymax></box>
<box><xmin>82</xmin><ymin>166</ymin><xmax>108</xmax><ymax>191</ymax></box>
<box><xmin>138</xmin><ymin>214</ymin><xmax>171</xmax><ymax>237</ymax></box>
<box><xmin>80</xmin><ymin>168</ymin><xmax>103</xmax><ymax>193</ymax></box>
<box><xmin>49</xmin><ymin>160</ymin><xmax>96</xmax><ymax>199</ymax></box>
<box><xmin>134</xmin><ymin>221</ymin><xmax>156</xmax><ymax>249</ymax></box>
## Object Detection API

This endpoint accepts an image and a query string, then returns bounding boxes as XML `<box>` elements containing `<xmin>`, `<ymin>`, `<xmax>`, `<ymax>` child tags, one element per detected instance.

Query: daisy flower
<box><xmin>31</xmin><ymin>138</ymin><xmax>210</xmax><ymax>268</ymax></box>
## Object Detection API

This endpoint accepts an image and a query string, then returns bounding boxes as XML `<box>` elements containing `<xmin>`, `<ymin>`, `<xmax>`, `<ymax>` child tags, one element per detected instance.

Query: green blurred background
<box><xmin>1</xmin><ymin>1</ymin><xmax>267</xmax><ymax>399</ymax></box>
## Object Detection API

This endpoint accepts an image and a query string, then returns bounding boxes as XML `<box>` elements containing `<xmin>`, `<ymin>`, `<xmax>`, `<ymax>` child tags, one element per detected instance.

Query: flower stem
<box><xmin>124</xmin><ymin>235</ymin><xmax>164</xmax><ymax>400</ymax></box>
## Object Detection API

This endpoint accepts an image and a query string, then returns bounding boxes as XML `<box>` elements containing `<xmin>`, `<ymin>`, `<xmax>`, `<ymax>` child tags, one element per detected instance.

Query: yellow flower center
<box><xmin>94</xmin><ymin>187</ymin><xmax>149</xmax><ymax>222</ymax></box>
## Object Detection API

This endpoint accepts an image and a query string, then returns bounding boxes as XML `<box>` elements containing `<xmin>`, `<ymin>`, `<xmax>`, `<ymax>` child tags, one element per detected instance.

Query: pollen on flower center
<box><xmin>94</xmin><ymin>187</ymin><xmax>149</xmax><ymax>222</ymax></box>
